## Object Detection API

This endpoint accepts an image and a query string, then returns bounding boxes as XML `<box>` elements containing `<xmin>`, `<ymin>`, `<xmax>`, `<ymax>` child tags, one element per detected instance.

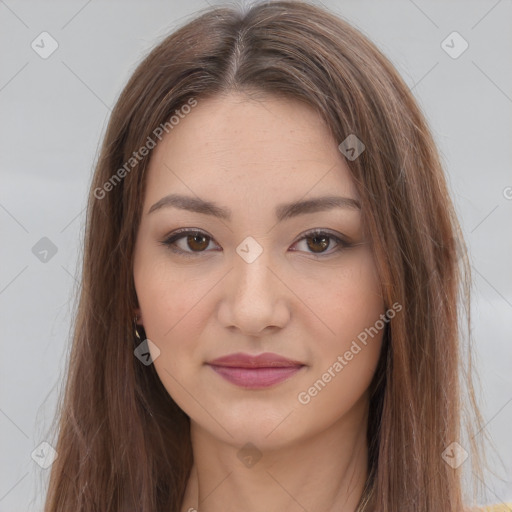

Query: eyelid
<box><xmin>293</xmin><ymin>228</ymin><xmax>351</xmax><ymax>246</ymax></box>
<box><xmin>160</xmin><ymin>228</ymin><xmax>220</xmax><ymax>258</ymax></box>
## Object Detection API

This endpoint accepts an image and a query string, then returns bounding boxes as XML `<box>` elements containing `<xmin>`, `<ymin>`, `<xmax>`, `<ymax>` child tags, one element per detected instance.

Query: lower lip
<box><xmin>208</xmin><ymin>365</ymin><xmax>304</xmax><ymax>389</ymax></box>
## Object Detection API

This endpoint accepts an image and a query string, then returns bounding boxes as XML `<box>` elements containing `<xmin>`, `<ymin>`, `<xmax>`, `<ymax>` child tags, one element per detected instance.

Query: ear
<box><xmin>134</xmin><ymin>308</ymin><xmax>143</xmax><ymax>325</ymax></box>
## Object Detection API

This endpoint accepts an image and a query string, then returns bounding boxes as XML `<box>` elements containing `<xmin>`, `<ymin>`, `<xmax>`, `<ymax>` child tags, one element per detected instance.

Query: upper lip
<box><xmin>207</xmin><ymin>352</ymin><xmax>304</xmax><ymax>368</ymax></box>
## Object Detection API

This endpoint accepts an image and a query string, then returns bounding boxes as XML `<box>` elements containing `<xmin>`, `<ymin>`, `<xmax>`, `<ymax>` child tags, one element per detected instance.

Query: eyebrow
<box><xmin>148</xmin><ymin>193</ymin><xmax>360</xmax><ymax>222</ymax></box>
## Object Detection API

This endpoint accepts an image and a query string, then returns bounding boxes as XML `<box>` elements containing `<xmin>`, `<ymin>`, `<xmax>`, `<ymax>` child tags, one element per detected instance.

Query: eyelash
<box><xmin>159</xmin><ymin>228</ymin><xmax>352</xmax><ymax>259</ymax></box>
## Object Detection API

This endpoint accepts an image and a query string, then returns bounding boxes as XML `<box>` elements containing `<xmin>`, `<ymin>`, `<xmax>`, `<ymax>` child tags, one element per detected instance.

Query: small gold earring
<box><xmin>134</xmin><ymin>316</ymin><xmax>143</xmax><ymax>340</ymax></box>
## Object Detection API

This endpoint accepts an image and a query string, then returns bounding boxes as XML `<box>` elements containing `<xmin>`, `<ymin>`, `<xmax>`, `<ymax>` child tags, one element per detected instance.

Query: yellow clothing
<box><xmin>481</xmin><ymin>505</ymin><xmax>512</xmax><ymax>512</ymax></box>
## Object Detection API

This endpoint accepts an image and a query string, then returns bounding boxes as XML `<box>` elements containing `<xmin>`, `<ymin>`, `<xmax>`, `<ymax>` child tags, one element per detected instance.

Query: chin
<box><xmin>193</xmin><ymin>407</ymin><xmax>306</xmax><ymax>448</ymax></box>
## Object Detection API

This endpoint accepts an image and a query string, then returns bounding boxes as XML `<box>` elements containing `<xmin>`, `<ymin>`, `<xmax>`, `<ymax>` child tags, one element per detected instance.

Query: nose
<box><xmin>217</xmin><ymin>247</ymin><xmax>291</xmax><ymax>337</ymax></box>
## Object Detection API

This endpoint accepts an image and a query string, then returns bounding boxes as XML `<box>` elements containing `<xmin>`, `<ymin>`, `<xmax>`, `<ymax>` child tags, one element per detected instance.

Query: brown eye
<box><xmin>186</xmin><ymin>233</ymin><xmax>210</xmax><ymax>251</ymax></box>
<box><xmin>161</xmin><ymin>229</ymin><xmax>218</xmax><ymax>257</ymax></box>
<box><xmin>291</xmin><ymin>229</ymin><xmax>351</xmax><ymax>257</ymax></box>
<box><xmin>306</xmin><ymin>234</ymin><xmax>330</xmax><ymax>253</ymax></box>
<box><xmin>162</xmin><ymin>228</ymin><xmax>350</xmax><ymax>259</ymax></box>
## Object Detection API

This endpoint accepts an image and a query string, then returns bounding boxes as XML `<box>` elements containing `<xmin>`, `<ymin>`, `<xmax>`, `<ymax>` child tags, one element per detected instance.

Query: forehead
<box><xmin>143</xmin><ymin>93</ymin><xmax>357</xmax><ymax>210</ymax></box>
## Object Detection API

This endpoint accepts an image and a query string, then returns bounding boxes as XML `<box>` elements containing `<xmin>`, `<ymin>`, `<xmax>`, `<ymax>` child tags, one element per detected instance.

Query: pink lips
<box><xmin>207</xmin><ymin>352</ymin><xmax>305</xmax><ymax>389</ymax></box>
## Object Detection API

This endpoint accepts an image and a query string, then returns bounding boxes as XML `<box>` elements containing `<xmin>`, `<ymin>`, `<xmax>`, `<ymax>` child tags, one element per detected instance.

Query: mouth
<box><xmin>206</xmin><ymin>352</ymin><xmax>306</xmax><ymax>389</ymax></box>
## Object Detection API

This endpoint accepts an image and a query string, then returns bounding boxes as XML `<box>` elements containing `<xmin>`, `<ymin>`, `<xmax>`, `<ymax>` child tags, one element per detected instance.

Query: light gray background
<box><xmin>1</xmin><ymin>0</ymin><xmax>511</xmax><ymax>510</ymax></box>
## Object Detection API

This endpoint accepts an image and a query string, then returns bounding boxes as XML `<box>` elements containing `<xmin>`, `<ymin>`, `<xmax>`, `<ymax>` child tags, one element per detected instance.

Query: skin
<box><xmin>133</xmin><ymin>92</ymin><xmax>386</xmax><ymax>512</ymax></box>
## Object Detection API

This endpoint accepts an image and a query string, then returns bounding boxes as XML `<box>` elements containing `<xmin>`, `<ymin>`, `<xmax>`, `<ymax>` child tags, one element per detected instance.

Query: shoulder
<box><xmin>469</xmin><ymin>505</ymin><xmax>512</xmax><ymax>512</ymax></box>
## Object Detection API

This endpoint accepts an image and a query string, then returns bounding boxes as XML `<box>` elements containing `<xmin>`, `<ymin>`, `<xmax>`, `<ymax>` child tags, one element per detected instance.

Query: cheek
<box><xmin>133</xmin><ymin>263</ymin><xmax>208</xmax><ymax>411</ymax></box>
<box><xmin>294</xmin><ymin>251</ymin><xmax>384</xmax><ymax>409</ymax></box>
<box><xmin>294</xmin><ymin>249</ymin><xmax>384</xmax><ymax>345</ymax></box>
<box><xmin>134</xmin><ymin>243</ymin><xmax>206</xmax><ymax>334</ymax></box>
<box><xmin>134</xmin><ymin>269</ymin><xmax>206</xmax><ymax>357</ymax></box>
<box><xmin>133</xmin><ymin>249</ymin><xmax>223</xmax><ymax>401</ymax></box>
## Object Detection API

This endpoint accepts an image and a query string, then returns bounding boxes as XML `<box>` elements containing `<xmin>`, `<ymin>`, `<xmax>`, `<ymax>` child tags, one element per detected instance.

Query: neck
<box><xmin>180</xmin><ymin>400</ymin><xmax>370</xmax><ymax>512</ymax></box>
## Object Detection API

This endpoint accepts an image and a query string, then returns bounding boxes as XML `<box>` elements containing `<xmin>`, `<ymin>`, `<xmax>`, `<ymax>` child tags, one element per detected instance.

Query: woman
<box><xmin>42</xmin><ymin>1</ymin><xmax>492</xmax><ymax>510</ymax></box>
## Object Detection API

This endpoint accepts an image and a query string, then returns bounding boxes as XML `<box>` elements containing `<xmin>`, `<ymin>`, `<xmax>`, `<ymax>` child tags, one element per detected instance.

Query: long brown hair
<box><xmin>42</xmin><ymin>1</ymin><xmax>484</xmax><ymax>510</ymax></box>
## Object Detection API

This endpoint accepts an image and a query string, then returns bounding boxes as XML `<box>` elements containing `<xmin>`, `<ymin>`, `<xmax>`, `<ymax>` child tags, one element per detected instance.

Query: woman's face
<box><xmin>133</xmin><ymin>92</ymin><xmax>385</xmax><ymax>449</ymax></box>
